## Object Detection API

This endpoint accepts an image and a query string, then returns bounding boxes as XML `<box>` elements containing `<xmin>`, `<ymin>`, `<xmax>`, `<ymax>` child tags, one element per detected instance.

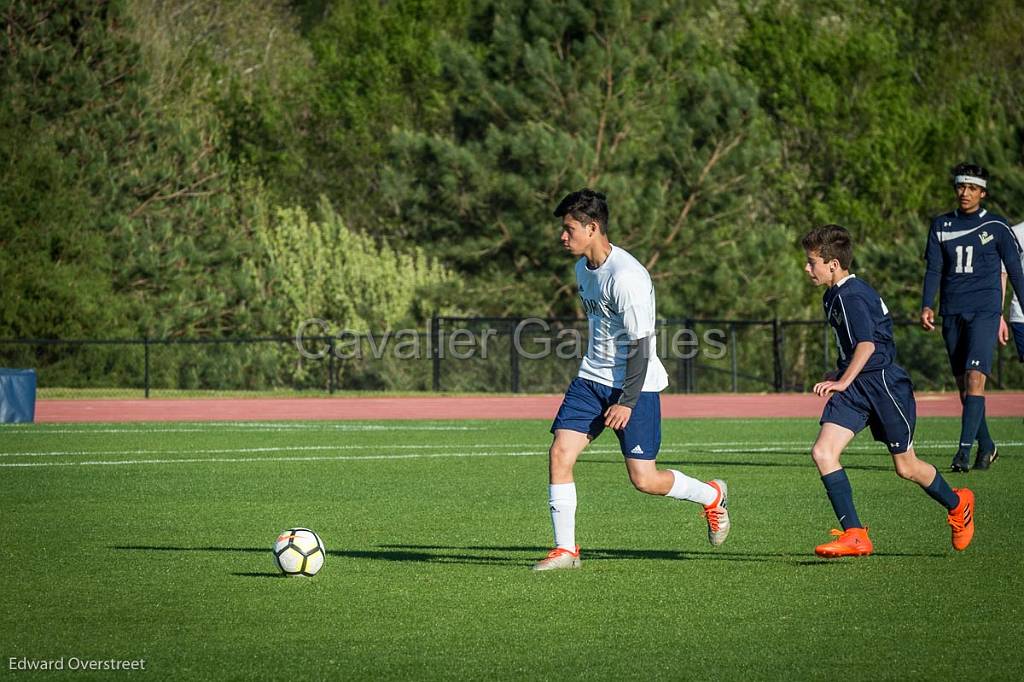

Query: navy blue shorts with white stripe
<box><xmin>820</xmin><ymin>365</ymin><xmax>917</xmax><ymax>454</ymax></box>
<box><xmin>551</xmin><ymin>377</ymin><xmax>661</xmax><ymax>460</ymax></box>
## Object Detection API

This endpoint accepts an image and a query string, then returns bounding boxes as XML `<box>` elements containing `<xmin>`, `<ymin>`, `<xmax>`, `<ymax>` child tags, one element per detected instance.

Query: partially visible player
<box><xmin>1009</xmin><ymin>221</ymin><xmax>1024</xmax><ymax>362</ymax></box>
<box><xmin>921</xmin><ymin>163</ymin><xmax>1024</xmax><ymax>471</ymax></box>
<box><xmin>803</xmin><ymin>225</ymin><xmax>974</xmax><ymax>557</ymax></box>
<box><xmin>532</xmin><ymin>188</ymin><xmax>730</xmax><ymax>571</ymax></box>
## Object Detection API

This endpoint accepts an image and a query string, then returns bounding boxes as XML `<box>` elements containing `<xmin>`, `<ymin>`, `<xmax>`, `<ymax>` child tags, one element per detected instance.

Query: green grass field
<box><xmin>2</xmin><ymin>417</ymin><xmax>1022</xmax><ymax>680</ymax></box>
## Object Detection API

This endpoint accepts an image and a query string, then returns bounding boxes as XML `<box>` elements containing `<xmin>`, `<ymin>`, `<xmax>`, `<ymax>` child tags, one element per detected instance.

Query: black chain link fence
<box><xmin>1</xmin><ymin>316</ymin><xmax>1021</xmax><ymax>396</ymax></box>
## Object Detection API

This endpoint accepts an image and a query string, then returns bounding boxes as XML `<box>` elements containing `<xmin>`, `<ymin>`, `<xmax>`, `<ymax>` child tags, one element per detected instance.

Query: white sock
<box><xmin>548</xmin><ymin>482</ymin><xmax>577</xmax><ymax>550</ymax></box>
<box><xmin>665</xmin><ymin>470</ymin><xmax>717</xmax><ymax>506</ymax></box>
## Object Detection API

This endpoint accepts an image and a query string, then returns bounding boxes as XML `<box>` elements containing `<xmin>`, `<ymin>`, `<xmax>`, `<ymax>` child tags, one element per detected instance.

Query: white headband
<box><xmin>954</xmin><ymin>174</ymin><xmax>987</xmax><ymax>188</ymax></box>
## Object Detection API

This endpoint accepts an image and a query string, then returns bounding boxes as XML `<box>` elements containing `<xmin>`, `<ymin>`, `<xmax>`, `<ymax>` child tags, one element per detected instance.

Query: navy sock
<box><xmin>923</xmin><ymin>469</ymin><xmax>960</xmax><ymax>510</ymax></box>
<box><xmin>958</xmin><ymin>395</ymin><xmax>986</xmax><ymax>456</ymax></box>
<box><xmin>962</xmin><ymin>393</ymin><xmax>995</xmax><ymax>453</ymax></box>
<box><xmin>821</xmin><ymin>469</ymin><xmax>862</xmax><ymax>530</ymax></box>
<box><xmin>976</xmin><ymin>410</ymin><xmax>995</xmax><ymax>454</ymax></box>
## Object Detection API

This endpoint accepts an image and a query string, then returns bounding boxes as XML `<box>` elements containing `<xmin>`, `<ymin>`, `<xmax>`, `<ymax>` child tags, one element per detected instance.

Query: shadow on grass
<box><xmin>232</xmin><ymin>572</ymin><xmax>287</xmax><ymax>578</ymax></box>
<box><xmin>662</xmin><ymin>460</ymin><xmax>892</xmax><ymax>472</ymax></box>
<box><xmin>581</xmin><ymin>457</ymin><xmax>894</xmax><ymax>473</ymax></box>
<box><xmin>113</xmin><ymin>543</ymin><xmax>943</xmax><ymax>568</ymax></box>
<box><xmin>585</xmin><ymin>448</ymin><xmax>905</xmax><ymax>471</ymax></box>
<box><xmin>791</xmin><ymin>550</ymin><xmax>947</xmax><ymax>565</ymax></box>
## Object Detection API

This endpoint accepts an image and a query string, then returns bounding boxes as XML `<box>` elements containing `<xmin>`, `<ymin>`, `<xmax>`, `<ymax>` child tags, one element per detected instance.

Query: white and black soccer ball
<box><xmin>272</xmin><ymin>528</ymin><xmax>326</xmax><ymax>577</ymax></box>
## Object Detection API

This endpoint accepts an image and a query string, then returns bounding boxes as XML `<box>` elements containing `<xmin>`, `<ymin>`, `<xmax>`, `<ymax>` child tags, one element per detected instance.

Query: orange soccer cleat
<box><xmin>947</xmin><ymin>488</ymin><xmax>975</xmax><ymax>551</ymax></box>
<box><xmin>702</xmin><ymin>479</ymin><xmax>731</xmax><ymax>546</ymax></box>
<box><xmin>814</xmin><ymin>527</ymin><xmax>873</xmax><ymax>558</ymax></box>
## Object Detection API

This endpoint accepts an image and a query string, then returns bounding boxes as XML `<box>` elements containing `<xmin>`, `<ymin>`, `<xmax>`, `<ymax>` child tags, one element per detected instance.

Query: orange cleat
<box><xmin>947</xmin><ymin>488</ymin><xmax>975</xmax><ymax>551</ymax></box>
<box><xmin>702</xmin><ymin>479</ymin><xmax>731</xmax><ymax>546</ymax></box>
<box><xmin>814</xmin><ymin>527</ymin><xmax>873</xmax><ymax>558</ymax></box>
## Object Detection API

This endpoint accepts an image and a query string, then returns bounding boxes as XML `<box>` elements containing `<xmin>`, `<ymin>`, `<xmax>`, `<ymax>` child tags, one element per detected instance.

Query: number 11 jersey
<box><xmin>921</xmin><ymin>208</ymin><xmax>1024</xmax><ymax>316</ymax></box>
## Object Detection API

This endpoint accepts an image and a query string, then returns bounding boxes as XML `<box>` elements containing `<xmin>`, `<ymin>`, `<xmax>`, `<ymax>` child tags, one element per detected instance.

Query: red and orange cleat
<box><xmin>814</xmin><ymin>527</ymin><xmax>873</xmax><ymax>558</ymax></box>
<box><xmin>947</xmin><ymin>488</ymin><xmax>975</xmax><ymax>551</ymax></box>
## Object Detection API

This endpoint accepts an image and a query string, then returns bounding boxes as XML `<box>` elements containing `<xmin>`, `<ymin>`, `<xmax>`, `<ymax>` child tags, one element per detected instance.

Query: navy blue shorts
<box><xmin>820</xmin><ymin>365</ymin><xmax>916</xmax><ymax>454</ymax></box>
<box><xmin>550</xmin><ymin>377</ymin><xmax>661</xmax><ymax>459</ymax></box>
<box><xmin>1012</xmin><ymin>322</ymin><xmax>1024</xmax><ymax>362</ymax></box>
<box><xmin>942</xmin><ymin>312</ymin><xmax>1001</xmax><ymax>376</ymax></box>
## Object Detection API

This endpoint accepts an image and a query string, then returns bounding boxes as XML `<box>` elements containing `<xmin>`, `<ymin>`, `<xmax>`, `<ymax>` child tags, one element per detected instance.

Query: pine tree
<box><xmin>380</xmin><ymin>0</ymin><xmax>799</xmax><ymax>319</ymax></box>
<box><xmin>0</xmin><ymin>0</ymin><xmax>139</xmax><ymax>337</ymax></box>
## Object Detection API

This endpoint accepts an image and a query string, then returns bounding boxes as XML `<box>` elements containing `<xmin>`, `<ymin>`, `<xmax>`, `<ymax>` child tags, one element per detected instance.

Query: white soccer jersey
<box><xmin>1010</xmin><ymin>222</ymin><xmax>1024</xmax><ymax>323</ymax></box>
<box><xmin>575</xmin><ymin>245</ymin><xmax>669</xmax><ymax>391</ymax></box>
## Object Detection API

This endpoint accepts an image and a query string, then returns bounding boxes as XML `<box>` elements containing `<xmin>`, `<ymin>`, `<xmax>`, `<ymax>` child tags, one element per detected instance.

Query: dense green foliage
<box><xmin>382</xmin><ymin>0</ymin><xmax>795</xmax><ymax>317</ymax></box>
<box><xmin>3</xmin><ymin>418</ymin><xmax>1023</xmax><ymax>678</ymax></box>
<box><xmin>1</xmin><ymin>0</ymin><xmax>459</xmax><ymax>342</ymax></box>
<box><xmin>3</xmin><ymin>0</ymin><xmax>1024</xmax><ymax>387</ymax></box>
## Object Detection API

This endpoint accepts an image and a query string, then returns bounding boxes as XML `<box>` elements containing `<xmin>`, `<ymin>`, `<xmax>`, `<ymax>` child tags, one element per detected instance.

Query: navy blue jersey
<box><xmin>922</xmin><ymin>208</ymin><xmax>1024</xmax><ymax>315</ymax></box>
<box><xmin>823</xmin><ymin>275</ymin><xmax>896</xmax><ymax>373</ymax></box>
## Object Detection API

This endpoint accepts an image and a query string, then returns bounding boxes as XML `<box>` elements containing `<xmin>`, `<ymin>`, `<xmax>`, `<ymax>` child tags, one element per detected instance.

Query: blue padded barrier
<box><xmin>0</xmin><ymin>368</ymin><xmax>37</xmax><ymax>423</ymax></box>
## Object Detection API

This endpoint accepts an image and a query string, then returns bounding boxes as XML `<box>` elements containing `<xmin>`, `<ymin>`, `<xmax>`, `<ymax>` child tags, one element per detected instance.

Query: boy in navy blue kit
<box><xmin>921</xmin><ymin>163</ymin><xmax>1024</xmax><ymax>471</ymax></box>
<box><xmin>802</xmin><ymin>225</ymin><xmax>974</xmax><ymax>557</ymax></box>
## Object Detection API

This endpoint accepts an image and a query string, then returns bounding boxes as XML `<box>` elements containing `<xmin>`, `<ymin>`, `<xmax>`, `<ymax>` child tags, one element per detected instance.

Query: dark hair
<box><xmin>801</xmin><ymin>224</ymin><xmax>853</xmax><ymax>269</ymax></box>
<box><xmin>553</xmin><ymin>188</ymin><xmax>609</xmax><ymax>233</ymax></box>
<box><xmin>951</xmin><ymin>162</ymin><xmax>989</xmax><ymax>188</ymax></box>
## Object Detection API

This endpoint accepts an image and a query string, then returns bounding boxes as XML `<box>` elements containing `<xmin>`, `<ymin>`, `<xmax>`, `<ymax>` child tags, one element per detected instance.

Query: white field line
<box><xmin>2</xmin><ymin>441</ymin><xmax>1021</xmax><ymax>468</ymax></box>
<box><xmin>0</xmin><ymin>442</ymin><xmax>856</xmax><ymax>458</ymax></box>
<box><xmin>4</xmin><ymin>440</ymin><xmax>1021</xmax><ymax>459</ymax></box>
<box><xmin>0</xmin><ymin>450</ymin><xmax>543</xmax><ymax>468</ymax></box>
<box><xmin>1</xmin><ymin>443</ymin><xmax>532</xmax><ymax>458</ymax></box>
<box><xmin>7</xmin><ymin>413</ymin><xmax>1023</xmax><ymax>433</ymax></box>
<box><xmin>0</xmin><ymin>424</ymin><xmax>483</xmax><ymax>434</ymax></box>
<box><xmin>660</xmin><ymin>441</ymin><xmax>1024</xmax><ymax>451</ymax></box>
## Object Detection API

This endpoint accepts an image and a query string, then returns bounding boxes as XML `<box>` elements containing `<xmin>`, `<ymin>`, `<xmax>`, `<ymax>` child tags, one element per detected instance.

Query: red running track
<box><xmin>33</xmin><ymin>392</ymin><xmax>1024</xmax><ymax>423</ymax></box>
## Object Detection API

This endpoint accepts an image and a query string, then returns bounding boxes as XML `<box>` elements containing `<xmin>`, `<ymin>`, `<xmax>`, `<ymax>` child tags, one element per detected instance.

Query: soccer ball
<box><xmin>272</xmin><ymin>528</ymin><xmax>326</xmax><ymax>577</ymax></box>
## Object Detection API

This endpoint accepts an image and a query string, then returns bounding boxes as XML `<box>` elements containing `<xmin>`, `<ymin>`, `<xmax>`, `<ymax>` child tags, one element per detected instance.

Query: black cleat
<box><xmin>951</xmin><ymin>452</ymin><xmax>970</xmax><ymax>473</ymax></box>
<box><xmin>974</xmin><ymin>447</ymin><xmax>998</xmax><ymax>470</ymax></box>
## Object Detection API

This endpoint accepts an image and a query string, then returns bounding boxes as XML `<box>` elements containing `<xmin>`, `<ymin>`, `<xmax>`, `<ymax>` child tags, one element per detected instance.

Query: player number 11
<box><xmin>954</xmin><ymin>245</ymin><xmax>974</xmax><ymax>273</ymax></box>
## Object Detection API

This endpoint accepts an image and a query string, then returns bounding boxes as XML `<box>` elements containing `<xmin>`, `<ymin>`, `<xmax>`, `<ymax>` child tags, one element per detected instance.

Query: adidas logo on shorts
<box><xmin>630</xmin><ymin>445</ymin><xmax>644</xmax><ymax>455</ymax></box>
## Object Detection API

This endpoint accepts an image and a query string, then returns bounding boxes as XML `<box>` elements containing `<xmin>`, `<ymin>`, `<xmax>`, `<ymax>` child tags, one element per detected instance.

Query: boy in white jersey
<box><xmin>533</xmin><ymin>188</ymin><xmax>731</xmax><ymax>571</ymax></box>
<box><xmin>1009</xmin><ymin>221</ymin><xmax>1024</xmax><ymax>362</ymax></box>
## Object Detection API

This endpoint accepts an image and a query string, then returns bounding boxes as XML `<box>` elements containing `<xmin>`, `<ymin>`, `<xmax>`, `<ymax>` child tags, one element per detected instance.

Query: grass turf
<box><xmin>1</xmin><ymin>417</ymin><xmax>1022</xmax><ymax>680</ymax></box>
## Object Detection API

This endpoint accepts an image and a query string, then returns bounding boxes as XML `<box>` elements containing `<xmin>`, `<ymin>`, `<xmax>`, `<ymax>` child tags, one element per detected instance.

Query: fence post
<box><xmin>729</xmin><ymin>323</ymin><xmax>738</xmax><ymax>392</ymax></box>
<box><xmin>327</xmin><ymin>337</ymin><xmax>335</xmax><ymax>395</ymax></box>
<box><xmin>772</xmin><ymin>318</ymin><xmax>783</xmax><ymax>392</ymax></box>
<box><xmin>509</xmin><ymin>319</ymin><xmax>520</xmax><ymax>393</ymax></box>
<box><xmin>671</xmin><ymin>323</ymin><xmax>679</xmax><ymax>393</ymax></box>
<box><xmin>431</xmin><ymin>314</ymin><xmax>441</xmax><ymax>392</ymax></box>
<box><xmin>143</xmin><ymin>337</ymin><xmax>150</xmax><ymax>399</ymax></box>
<box><xmin>684</xmin><ymin>317</ymin><xmax>695</xmax><ymax>393</ymax></box>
